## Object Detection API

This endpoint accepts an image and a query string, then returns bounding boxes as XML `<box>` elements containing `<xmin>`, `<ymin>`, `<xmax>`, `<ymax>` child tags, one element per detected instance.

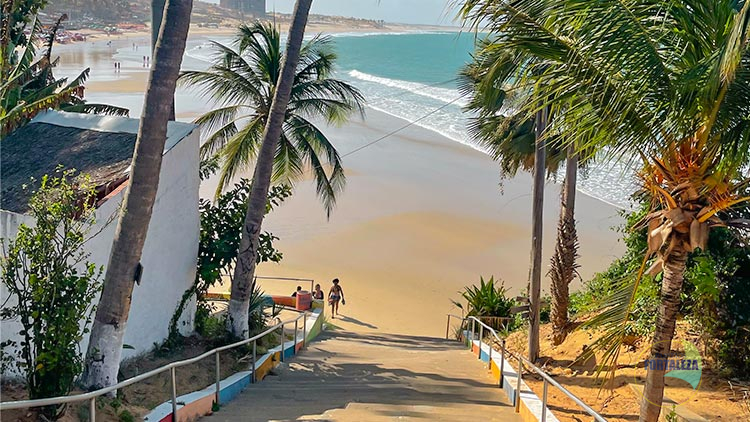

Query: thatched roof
<box><xmin>1</xmin><ymin>110</ymin><xmax>197</xmax><ymax>214</ymax></box>
<box><xmin>1</xmin><ymin>122</ymin><xmax>136</xmax><ymax>214</ymax></box>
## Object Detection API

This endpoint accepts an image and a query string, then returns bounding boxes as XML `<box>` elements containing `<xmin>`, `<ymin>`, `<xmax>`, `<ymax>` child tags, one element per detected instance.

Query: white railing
<box><xmin>446</xmin><ymin>314</ymin><xmax>607</xmax><ymax>422</ymax></box>
<box><xmin>0</xmin><ymin>312</ymin><xmax>309</xmax><ymax>421</ymax></box>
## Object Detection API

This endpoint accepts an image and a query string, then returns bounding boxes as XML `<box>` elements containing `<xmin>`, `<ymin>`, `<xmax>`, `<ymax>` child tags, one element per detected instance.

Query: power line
<box><xmin>341</xmin><ymin>93</ymin><xmax>468</xmax><ymax>158</ymax></box>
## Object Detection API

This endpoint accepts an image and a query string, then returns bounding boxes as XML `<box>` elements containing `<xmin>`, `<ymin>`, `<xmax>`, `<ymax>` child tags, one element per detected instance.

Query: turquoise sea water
<box><xmin>186</xmin><ymin>31</ymin><xmax>637</xmax><ymax>208</ymax></box>
<box><xmin>328</xmin><ymin>32</ymin><xmax>636</xmax><ymax>208</ymax></box>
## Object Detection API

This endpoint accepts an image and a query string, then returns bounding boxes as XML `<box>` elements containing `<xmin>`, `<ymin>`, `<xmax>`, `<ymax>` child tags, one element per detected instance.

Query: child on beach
<box><xmin>328</xmin><ymin>279</ymin><xmax>345</xmax><ymax>318</ymax></box>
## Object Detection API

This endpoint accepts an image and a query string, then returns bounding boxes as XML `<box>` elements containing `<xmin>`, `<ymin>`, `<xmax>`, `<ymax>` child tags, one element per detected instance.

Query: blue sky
<box><xmin>203</xmin><ymin>0</ymin><xmax>462</xmax><ymax>26</ymax></box>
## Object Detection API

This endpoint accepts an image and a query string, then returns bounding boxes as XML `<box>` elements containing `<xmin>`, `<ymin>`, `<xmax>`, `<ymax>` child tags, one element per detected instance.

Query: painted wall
<box><xmin>0</xmin><ymin>127</ymin><xmax>200</xmax><ymax>375</ymax></box>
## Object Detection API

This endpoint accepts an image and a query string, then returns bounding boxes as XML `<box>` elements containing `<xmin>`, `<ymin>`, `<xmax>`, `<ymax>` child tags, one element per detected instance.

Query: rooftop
<box><xmin>1</xmin><ymin>111</ymin><xmax>196</xmax><ymax>214</ymax></box>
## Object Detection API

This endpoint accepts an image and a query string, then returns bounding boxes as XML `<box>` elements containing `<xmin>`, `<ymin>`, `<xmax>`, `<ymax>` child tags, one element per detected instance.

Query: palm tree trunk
<box><xmin>639</xmin><ymin>245</ymin><xmax>688</xmax><ymax>422</ymax></box>
<box><xmin>82</xmin><ymin>0</ymin><xmax>192</xmax><ymax>389</ymax></box>
<box><xmin>550</xmin><ymin>144</ymin><xmax>578</xmax><ymax>345</ymax></box>
<box><xmin>227</xmin><ymin>0</ymin><xmax>314</xmax><ymax>338</ymax></box>
<box><xmin>528</xmin><ymin>107</ymin><xmax>547</xmax><ymax>363</ymax></box>
<box><xmin>151</xmin><ymin>0</ymin><xmax>175</xmax><ymax>121</ymax></box>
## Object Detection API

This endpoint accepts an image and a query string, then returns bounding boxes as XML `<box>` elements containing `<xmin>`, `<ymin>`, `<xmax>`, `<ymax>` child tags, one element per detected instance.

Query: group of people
<box><xmin>291</xmin><ymin>278</ymin><xmax>346</xmax><ymax>318</ymax></box>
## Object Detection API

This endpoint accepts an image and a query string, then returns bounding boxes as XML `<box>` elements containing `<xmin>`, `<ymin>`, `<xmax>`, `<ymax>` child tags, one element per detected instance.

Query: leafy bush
<box><xmin>0</xmin><ymin>171</ymin><xmax>103</xmax><ymax>419</ymax></box>
<box><xmin>197</xmin><ymin>285</ymin><xmax>279</xmax><ymax>347</ymax></box>
<box><xmin>169</xmin><ymin>180</ymin><xmax>291</xmax><ymax>341</ymax></box>
<box><xmin>453</xmin><ymin>276</ymin><xmax>519</xmax><ymax>332</ymax></box>
<box><xmin>574</xmin><ymin>201</ymin><xmax>750</xmax><ymax>376</ymax></box>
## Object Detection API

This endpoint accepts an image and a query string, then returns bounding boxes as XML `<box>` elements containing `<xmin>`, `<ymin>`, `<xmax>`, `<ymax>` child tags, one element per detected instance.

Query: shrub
<box><xmin>575</xmin><ymin>201</ymin><xmax>750</xmax><ymax>376</ymax></box>
<box><xmin>0</xmin><ymin>171</ymin><xmax>103</xmax><ymax>419</ymax></box>
<box><xmin>453</xmin><ymin>276</ymin><xmax>519</xmax><ymax>332</ymax></box>
<box><xmin>168</xmin><ymin>180</ymin><xmax>290</xmax><ymax>341</ymax></box>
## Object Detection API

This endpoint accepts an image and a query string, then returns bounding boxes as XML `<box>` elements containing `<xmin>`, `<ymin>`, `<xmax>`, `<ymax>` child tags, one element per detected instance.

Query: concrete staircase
<box><xmin>203</xmin><ymin>330</ymin><xmax>521</xmax><ymax>421</ymax></box>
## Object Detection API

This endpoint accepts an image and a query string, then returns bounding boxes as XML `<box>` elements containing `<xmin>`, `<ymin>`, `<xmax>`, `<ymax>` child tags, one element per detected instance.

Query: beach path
<box><xmin>204</xmin><ymin>329</ymin><xmax>521</xmax><ymax>421</ymax></box>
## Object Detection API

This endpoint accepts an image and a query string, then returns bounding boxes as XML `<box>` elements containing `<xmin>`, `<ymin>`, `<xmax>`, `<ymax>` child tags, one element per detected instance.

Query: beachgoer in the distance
<box><xmin>312</xmin><ymin>284</ymin><xmax>324</xmax><ymax>300</ymax></box>
<box><xmin>291</xmin><ymin>285</ymin><xmax>302</xmax><ymax>297</ymax></box>
<box><xmin>328</xmin><ymin>279</ymin><xmax>345</xmax><ymax>318</ymax></box>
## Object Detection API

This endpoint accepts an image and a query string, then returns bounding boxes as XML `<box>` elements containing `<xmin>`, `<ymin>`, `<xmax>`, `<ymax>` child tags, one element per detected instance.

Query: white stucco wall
<box><xmin>0</xmin><ymin>125</ymin><xmax>200</xmax><ymax>376</ymax></box>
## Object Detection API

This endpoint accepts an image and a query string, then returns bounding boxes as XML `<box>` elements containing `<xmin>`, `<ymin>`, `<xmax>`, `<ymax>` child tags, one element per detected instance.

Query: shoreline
<box><xmin>55</xmin><ymin>32</ymin><xmax>625</xmax><ymax>337</ymax></box>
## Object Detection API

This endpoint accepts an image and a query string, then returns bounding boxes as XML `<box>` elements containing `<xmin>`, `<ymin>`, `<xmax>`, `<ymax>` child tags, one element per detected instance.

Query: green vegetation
<box><xmin>0</xmin><ymin>171</ymin><xmax>103</xmax><ymax>419</ymax></box>
<box><xmin>460</xmin><ymin>0</ymin><xmax>750</xmax><ymax>418</ymax></box>
<box><xmin>573</xmin><ymin>201</ymin><xmax>750</xmax><ymax>377</ymax></box>
<box><xmin>178</xmin><ymin>21</ymin><xmax>364</xmax><ymax>203</ymax></box>
<box><xmin>169</xmin><ymin>180</ymin><xmax>291</xmax><ymax>342</ymax></box>
<box><xmin>453</xmin><ymin>276</ymin><xmax>520</xmax><ymax>333</ymax></box>
<box><xmin>0</xmin><ymin>1</ymin><xmax>127</xmax><ymax>137</ymax></box>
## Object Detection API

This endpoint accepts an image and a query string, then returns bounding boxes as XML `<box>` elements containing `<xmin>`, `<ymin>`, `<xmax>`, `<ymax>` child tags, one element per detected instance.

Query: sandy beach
<box><xmin>55</xmin><ymin>26</ymin><xmax>625</xmax><ymax>339</ymax></box>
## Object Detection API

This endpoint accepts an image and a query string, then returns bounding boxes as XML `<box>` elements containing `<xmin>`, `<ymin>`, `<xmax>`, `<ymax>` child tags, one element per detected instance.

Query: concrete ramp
<box><xmin>204</xmin><ymin>330</ymin><xmax>521</xmax><ymax>421</ymax></box>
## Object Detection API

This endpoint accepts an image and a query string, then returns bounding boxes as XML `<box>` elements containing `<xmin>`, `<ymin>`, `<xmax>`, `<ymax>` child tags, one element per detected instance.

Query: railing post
<box><xmin>470</xmin><ymin>319</ymin><xmax>475</xmax><ymax>349</ymax></box>
<box><xmin>171</xmin><ymin>367</ymin><xmax>178</xmax><ymax>420</ymax></box>
<box><xmin>488</xmin><ymin>338</ymin><xmax>493</xmax><ymax>370</ymax></box>
<box><xmin>542</xmin><ymin>378</ymin><xmax>549</xmax><ymax>422</ymax></box>
<box><xmin>478</xmin><ymin>324</ymin><xmax>484</xmax><ymax>360</ymax></box>
<box><xmin>215</xmin><ymin>352</ymin><xmax>221</xmax><ymax>405</ymax></box>
<box><xmin>515</xmin><ymin>358</ymin><xmax>523</xmax><ymax>413</ymax></box>
<box><xmin>302</xmin><ymin>312</ymin><xmax>308</xmax><ymax>349</ymax></box>
<box><xmin>252</xmin><ymin>339</ymin><xmax>257</xmax><ymax>383</ymax></box>
<box><xmin>499</xmin><ymin>339</ymin><xmax>505</xmax><ymax>387</ymax></box>
<box><xmin>89</xmin><ymin>397</ymin><xmax>96</xmax><ymax>422</ymax></box>
<box><xmin>280</xmin><ymin>323</ymin><xmax>285</xmax><ymax>362</ymax></box>
<box><xmin>446</xmin><ymin>315</ymin><xmax>450</xmax><ymax>340</ymax></box>
<box><xmin>294</xmin><ymin>319</ymin><xmax>299</xmax><ymax>355</ymax></box>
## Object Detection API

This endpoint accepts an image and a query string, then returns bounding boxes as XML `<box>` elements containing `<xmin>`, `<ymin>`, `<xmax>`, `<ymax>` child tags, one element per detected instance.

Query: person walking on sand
<box><xmin>328</xmin><ymin>278</ymin><xmax>345</xmax><ymax>318</ymax></box>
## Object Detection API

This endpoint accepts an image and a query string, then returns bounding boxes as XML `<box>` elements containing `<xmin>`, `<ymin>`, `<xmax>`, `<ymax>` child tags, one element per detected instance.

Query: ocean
<box><xmin>114</xmin><ymin>31</ymin><xmax>639</xmax><ymax>209</ymax></box>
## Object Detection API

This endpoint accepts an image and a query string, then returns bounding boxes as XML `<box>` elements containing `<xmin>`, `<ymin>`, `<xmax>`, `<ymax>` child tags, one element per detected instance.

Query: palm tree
<box><xmin>459</xmin><ymin>0</ymin><xmax>750</xmax><ymax>420</ymax></box>
<box><xmin>179</xmin><ymin>22</ymin><xmax>364</xmax><ymax>198</ymax></box>
<box><xmin>459</xmin><ymin>39</ymin><xmax>582</xmax><ymax>349</ymax></box>
<box><xmin>82</xmin><ymin>0</ymin><xmax>193</xmax><ymax>389</ymax></box>
<box><xmin>1</xmin><ymin>11</ymin><xmax>127</xmax><ymax>137</ymax></box>
<box><xmin>182</xmin><ymin>0</ymin><xmax>363</xmax><ymax>338</ymax></box>
<box><xmin>548</xmin><ymin>144</ymin><xmax>579</xmax><ymax>345</ymax></box>
<box><xmin>151</xmin><ymin>0</ymin><xmax>175</xmax><ymax>120</ymax></box>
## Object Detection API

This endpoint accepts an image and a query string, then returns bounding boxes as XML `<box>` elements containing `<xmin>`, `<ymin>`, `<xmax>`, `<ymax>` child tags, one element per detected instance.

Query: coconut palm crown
<box><xmin>179</xmin><ymin>22</ymin><xmax>365</xmax><ymax>212</ymax></box>
<box><xmin>460</xmin><ymin>0</ymin><xmax>750</xmax><ymax>420</ymax></box>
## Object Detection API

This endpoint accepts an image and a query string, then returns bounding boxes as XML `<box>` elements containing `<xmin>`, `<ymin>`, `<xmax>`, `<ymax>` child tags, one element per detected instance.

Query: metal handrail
<box><xmin>254</xmin><ymin>276</ymin><xmax>315</xmax><ymax>293</ymax></box>
<box><xmin>0</xmin><ymin>312</ymin><xmax>309</xmax><ymax>421</ymax></box>
<box><xmin>451</xmin><ymin>315</ymin><xmax>607</xmax><ymax>422</ymax></box>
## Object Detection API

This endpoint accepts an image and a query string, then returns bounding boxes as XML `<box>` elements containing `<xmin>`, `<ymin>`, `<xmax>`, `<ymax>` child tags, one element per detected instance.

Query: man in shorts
<box><xmin>328</xmin><ymin>278</ymin><xmax>345</xmax><ymax>318</ymax></box>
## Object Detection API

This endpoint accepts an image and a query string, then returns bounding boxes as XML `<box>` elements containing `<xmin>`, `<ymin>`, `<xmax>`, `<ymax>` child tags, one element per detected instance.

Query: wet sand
<box><xmin>57</xmin><ymin>30</ymin><xmax>625</xmax><ymax>338</ymax></box>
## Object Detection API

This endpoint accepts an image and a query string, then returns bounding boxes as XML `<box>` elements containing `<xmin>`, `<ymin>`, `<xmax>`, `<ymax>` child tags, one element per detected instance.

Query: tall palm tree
<box><xmin>548</xmin><ymin>144</ymin><xmax>579</xmax><ymax>345</ymax></box>
<box><xmin>459</xmin><ymin>0</ymin><xmax>750</xmax><ymax>420</ymax></box>
<box><xmin>182</xmin><ymin>0</ymin><xmax>363</xmax><ymax>338</ymax></box>
<box><xmin>151</xmin><ymin>0</ymin><xmax>175</xmax><ymax>120</ymax></box>
<box><xmin>83</xmin><ymin>0</ymin><xmax>193</xmax><ymax>389</ymax></box>
<box><xmin>458</xmin><ymin>0</ymin><xmax>750</xmax><ymax>422</ymax></box>
<box><xmin>180</xmin><ymin>22</ymin><xmax>364</xmax><ymax>198</ymax></box>
<box><xmin>459</xmin><ymin>39</ymin><xmax>583</xmax><ymax>349</ymax></box>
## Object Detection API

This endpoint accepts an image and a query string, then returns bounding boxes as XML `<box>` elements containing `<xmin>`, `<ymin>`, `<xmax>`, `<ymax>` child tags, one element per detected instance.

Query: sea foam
<box><xmin>348</xmin><ymin>70</ymin><xmax>468</xmax><ymax>107</ymax></box>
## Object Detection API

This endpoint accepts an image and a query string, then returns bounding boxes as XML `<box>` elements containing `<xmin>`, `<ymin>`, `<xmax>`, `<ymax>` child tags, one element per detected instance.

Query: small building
<box><xmin>0</xmin><ymin>111</ymin><xmax>200</xmax><ymax>373</ymax></box>
<box><xmin>220</xmin><ymin>0</ymin><xmax>266</xmax><ymax>17</ymax></box>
